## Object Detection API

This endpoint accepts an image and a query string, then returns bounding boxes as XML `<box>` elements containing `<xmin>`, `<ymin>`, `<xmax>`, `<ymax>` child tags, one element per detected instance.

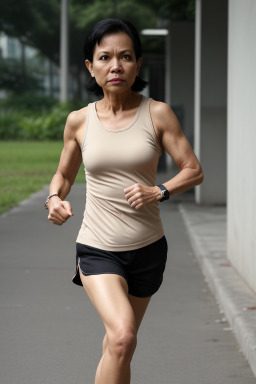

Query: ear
<box><xmin>136</xmin><ymin>57</ymin><xmax>143</xmax><ymax>76</ymax></box>
<box><xmin>85</xmin><ymin>60</ymin><xmax>94</xmax><ymax>77</ymax></box>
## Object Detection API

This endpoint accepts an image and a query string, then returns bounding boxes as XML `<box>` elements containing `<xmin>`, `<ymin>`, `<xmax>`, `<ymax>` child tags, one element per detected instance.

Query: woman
<box><xmin>46</xmin><ymin>19</ymin><xmax>203</xmax><ymax>384</ymax></box>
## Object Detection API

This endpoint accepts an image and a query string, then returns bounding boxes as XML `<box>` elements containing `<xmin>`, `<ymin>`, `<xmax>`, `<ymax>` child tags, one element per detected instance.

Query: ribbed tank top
<box><xmin>76</xmin><ymin>95</ymin><xmax>165</xmax><ymax>251</ymax></box>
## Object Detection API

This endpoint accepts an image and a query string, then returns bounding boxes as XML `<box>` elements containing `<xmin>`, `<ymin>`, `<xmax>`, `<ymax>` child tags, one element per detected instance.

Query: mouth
<box><xmin>109</xmin><ymin>78</ymin><xmax>124</xmax><ymax>83</ymax></box>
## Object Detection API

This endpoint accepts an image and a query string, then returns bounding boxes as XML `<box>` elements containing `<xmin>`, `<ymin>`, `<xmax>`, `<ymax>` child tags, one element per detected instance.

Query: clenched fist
<box><xmin>124</xmin><ymin>183</ymin><xmax>162</xmax><ymax>210</ymax></box>
<box><xmin>47</xmin><ymin>196</ymin><xmax>74</xmax><ymax>225</ymax></box>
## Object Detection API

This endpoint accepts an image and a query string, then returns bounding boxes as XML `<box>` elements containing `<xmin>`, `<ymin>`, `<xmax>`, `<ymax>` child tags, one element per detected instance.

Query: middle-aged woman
<box><xmin>45</xmin><ymin>18</ymin><xmax>203</xmax><ymax>384</ymax></box>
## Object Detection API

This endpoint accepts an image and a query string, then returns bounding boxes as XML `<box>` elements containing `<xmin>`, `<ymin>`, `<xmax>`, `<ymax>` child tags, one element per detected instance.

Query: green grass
<box><xmin>0</xmin><ymin>141</ymin><xmax>85</xmax><ymax>214</ymax></box>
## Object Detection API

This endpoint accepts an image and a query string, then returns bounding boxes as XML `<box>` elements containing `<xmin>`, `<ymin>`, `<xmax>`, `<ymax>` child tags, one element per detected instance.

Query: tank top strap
<box><xmin>138</xmin><ymin>96</ymin><xmax>163</xmax><ymax>154</ymax></box>
<box><xmin>81</xmin><ymin>102</ymin><xmax>93</xmax><ymax>151</ymax></box>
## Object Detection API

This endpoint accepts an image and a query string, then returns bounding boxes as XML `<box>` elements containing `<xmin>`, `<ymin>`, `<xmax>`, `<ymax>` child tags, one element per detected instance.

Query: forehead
<box><xmin>94</xmin><ymin>32</ymin><xmax>134</xmax><ymax>53</ymax></box>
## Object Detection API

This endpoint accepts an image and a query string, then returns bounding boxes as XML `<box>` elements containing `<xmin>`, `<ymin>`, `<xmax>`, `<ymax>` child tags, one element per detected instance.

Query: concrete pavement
<box><xmin>179</xmin><ymin>202</ymin><xmax>256</xmax><ymax>379</ymax></box>
<box><xmin>1</xmin><ymin>178</ymin><xmax>256</xmax><ymax>384</ymax></box>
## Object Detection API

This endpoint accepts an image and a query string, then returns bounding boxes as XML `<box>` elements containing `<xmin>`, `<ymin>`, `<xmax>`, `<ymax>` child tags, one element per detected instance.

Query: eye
<box><xmin>100</xmin><ymin>55</ymin><xmax>109</xmax><ymax>61</ymax></box>
<box><xmin>123</xmin><ymin>54</ymin><xmax>131</xmax><ymax>60</ymax></box>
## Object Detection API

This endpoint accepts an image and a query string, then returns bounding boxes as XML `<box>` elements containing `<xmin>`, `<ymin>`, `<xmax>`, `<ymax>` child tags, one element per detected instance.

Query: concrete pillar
<box><xmin>60</xmin><ymin>0</ymin><xmax>69</xmax><ymax>102</ymax></box>
<box><xmin>227</xmin><ymin>0</ymin><xmax>256</xmax><ymax>294</ymax></box>
<box><xmin>169</xmin><ymin>21</ymin><xmax>194</xmax><ymax>147</ymax></box>
<box><xmin>165</xmin><ymin>30</ymin><xmax>171</xmax><ymax>107</ymax></box>
<box><xmin>194</xmin><ymin>0</ymin><xmax>228</xmax><ymax>204</ymax></box>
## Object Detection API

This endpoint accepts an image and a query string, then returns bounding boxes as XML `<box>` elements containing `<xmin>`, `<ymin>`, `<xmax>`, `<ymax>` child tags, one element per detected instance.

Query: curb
<box><xmin>179</xmin><ymin>203</ymin><xmax>256</xmax><ymax>378</ymax></box>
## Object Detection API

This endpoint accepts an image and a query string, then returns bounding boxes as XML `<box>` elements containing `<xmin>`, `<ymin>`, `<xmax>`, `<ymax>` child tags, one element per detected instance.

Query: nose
<box><xmin>111</xmin><ymin>57</ymin><xmax>122</xmax><ymax>73</ymax></box>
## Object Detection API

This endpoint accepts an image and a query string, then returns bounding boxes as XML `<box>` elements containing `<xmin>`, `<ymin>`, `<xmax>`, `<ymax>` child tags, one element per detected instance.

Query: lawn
<box><xmin>0</xmin><ymin>141</ymin><xmax>85</xmax><ymax>214</ymax></box>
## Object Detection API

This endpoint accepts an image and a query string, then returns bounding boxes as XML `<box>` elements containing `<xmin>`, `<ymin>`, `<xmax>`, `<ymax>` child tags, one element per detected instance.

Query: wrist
<box><xmin>156</xmin><ymin>184</ymin><xmax>170</xmax><ymax>202</ymax></box>
<box><xmin>154</xmin><ymin>186</ymin><xmax>163</xmax><ymax>201</ymax></box>
<box><xmin>45</xmin><ymin>194</ymin><xmax>61</xmax><ymax>210</ymax></box>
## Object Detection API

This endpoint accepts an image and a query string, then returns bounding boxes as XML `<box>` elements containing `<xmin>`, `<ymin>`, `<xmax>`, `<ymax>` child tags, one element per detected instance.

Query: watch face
<box><xmin>158</xmin><ymin>185</ymin><xmax>169</xmax><ymax>201</ymax></box>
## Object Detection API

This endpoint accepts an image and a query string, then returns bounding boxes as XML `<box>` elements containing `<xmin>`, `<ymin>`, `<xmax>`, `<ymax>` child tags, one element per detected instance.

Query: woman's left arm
<box><xmin>124</xmin><ymin>101</ymin><xmax>204</xmax><ymax>209</ymax></box>
<box><xmin>151</xmin><ymin>101</ymin><xmax>204</xmax><ymax>196</ymax></box>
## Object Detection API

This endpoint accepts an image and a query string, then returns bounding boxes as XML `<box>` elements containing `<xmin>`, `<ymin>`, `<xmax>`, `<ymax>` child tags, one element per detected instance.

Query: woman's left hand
<box><xmin>124</xmin><ymin>183</ymin><xmax>162</xmax><ymax>210</ymax></box>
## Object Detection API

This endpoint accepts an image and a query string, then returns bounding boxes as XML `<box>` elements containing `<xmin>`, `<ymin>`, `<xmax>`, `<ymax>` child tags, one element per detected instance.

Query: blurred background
<box><xmin>1</xmin><ymin>2</ymin><xmax>256</xmax><ymax>381</ymax></box>
<box><xmin>0</xmin><ymin>0</ymin><xmax>256</xmax><ymax>302</ymax></box>
<box><xmin>0</xmin><ymin>0</ymin><xmax>195</xmax><ymax>213</ymax></box>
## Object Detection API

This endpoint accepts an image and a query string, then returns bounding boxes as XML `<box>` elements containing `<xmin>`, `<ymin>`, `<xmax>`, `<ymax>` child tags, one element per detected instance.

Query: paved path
<box><xmin>1</xmin><ymin>180</ymin><xmax>255</xmax><ymax>384</ymax></box>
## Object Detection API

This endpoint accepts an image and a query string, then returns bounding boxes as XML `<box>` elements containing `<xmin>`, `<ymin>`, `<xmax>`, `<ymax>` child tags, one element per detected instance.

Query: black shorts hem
<box><xmin>128</xmin><ymin>277</ymin><xmax>164</xmax><ymax>298</ymax></box>
<box><xmin>72</xmin><ymin>262</ymin><xmax>128</xmax><ymax>287</ymax></box>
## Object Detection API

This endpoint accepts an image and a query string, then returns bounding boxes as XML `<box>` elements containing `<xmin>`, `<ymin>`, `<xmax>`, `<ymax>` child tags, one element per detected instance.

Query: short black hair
<box><xmin>83</xmin><ymin>18</ymin><xmax>148</xmax><ymax>96</ymax></box>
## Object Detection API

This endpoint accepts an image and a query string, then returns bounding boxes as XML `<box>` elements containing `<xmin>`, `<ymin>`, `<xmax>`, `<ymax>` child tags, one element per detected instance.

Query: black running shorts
<box><xmin>72</xmin><ymin>236</ymin><xmax>168</xmax><ymax>298</ymax></box>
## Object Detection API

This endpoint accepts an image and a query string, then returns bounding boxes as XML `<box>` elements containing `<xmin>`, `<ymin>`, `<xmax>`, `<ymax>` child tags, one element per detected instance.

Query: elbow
<box><xmin>56</xmin><ymin>169</ymin><xmax>73</xmax><ymax>188</ymax></box>
<box><xmin>198</xmin><ymin>167</ymin><xmax>204</xmax><ymax>185</ymax></box>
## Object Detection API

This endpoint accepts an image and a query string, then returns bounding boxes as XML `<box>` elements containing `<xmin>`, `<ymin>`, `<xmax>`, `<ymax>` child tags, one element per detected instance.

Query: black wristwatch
<box><xmin>157</xmin><ymin>184</ymin><xmax>170</xmax><ymax>202</ymax></box>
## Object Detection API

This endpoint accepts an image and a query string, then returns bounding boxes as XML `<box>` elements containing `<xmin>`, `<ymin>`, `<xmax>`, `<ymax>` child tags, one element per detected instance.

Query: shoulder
<box><xmin>64</xmin><ymin>106</ymin><xmax>88</xmax><ymax>140</ymax></box>
<box><xmin>66</xmin><ymin>106</ymin><xmax>88</xmax><ymax>130</ymax></box>
<box><xmin>149</xmin><ymin>99</ymin><xmax>181</xmax><ymax>138</ymax></box>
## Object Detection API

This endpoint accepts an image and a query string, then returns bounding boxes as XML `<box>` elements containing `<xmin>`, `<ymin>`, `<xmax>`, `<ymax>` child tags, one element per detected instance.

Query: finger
<box><xmin>124</xmin><ymin>184</ymin><xmax>137</xmax><ymax>193</ymax></box>
<box><xmin>124</xmin><ymin>186</ymin><xmax>133</xmax><ymax>193</ymax></box>
<box><xmin>135</xmin><ymin>203</ymin><xmax>143</xmax><ymax>210</ymax></box>
<box><xmin>48</xmin><ymin>214</ymin><xmax>63</xmax><ymax>226</ymax></box>
<box><xmin>128</xmin><ymin>192</ymin><xmax>141</xmax><ymax>205</ymax></box>
<box><xmin>125</xmin><ymin>190</ymin><xmax>137</xmax><ymax>200</ymax></box>
<box><xmin>51</xmin><ymin>207</ymin><xmax>69</xmax><ymax>222</ymax></box>
<box><xmin>58</xmin><ymin>204</ymin><xmax>72</xmax><ymax>220</ymax></box>
<box><xmin>49</xmin><ymin>204</ymin><xmax>71</xmax><ymax>222</ymax></box>
<box><xmin>62</xmin><ymin>201</ymin><xmax>74</xmax><ymax>216</ymax></box>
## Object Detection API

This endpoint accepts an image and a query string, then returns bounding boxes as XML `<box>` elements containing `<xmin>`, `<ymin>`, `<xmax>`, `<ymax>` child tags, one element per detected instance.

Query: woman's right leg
<box><xmin>79</xmin><ymin>269</ymin><xmax>137</xmax><ymax>384</ymax></box>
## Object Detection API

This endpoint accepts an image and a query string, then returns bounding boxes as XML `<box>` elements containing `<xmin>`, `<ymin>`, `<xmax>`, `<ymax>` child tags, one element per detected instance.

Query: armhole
<box><xmin>81</xmin><ymin>103</ymin><xmax>91</xmax><ymax>151</ymax></box>
<box><xmin>147</xmin><ymin>98</ymin><xmax>163</xmax><ymax>154</ymax></box>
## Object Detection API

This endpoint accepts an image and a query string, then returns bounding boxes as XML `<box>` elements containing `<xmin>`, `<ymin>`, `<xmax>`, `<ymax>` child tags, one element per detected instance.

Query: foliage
<box><xmin>0</xmin><ymin>92</ymin><xmax>85</xmax><ymax>140</ymax></box>
<box><xmin>0</xmin><ymin>58</ymin><xmax>43</xmax><ymax>92</ymax></box>
<box><xmin>0</xmin><ymin>0</ymin><xmax>195</xmax><ymax>96</ymax></box>
<box><xmin>0</xmin><ymin>91</ymin><xmax>57</xmax><ymax>111</ymax></box>
<box><xmin>0</xmin><ymin>0</ymin><xmax>195</xmax><ymax>67</ymax></box>
<box><xmin>158</xmin><ymin>0</ymin><xmax>195</xmax><ymax>21</ymax></box>
<box><xmin>0</xmin><ymin>0</ymin><xmax>60</xmax><ymax>64</ymax></box>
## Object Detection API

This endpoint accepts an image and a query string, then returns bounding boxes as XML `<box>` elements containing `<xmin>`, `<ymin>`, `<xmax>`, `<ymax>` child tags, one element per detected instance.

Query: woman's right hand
<box><xmin>47</xmin><ymin>196</ymin><xmax>74</xmax><ymax>226</ymax></box>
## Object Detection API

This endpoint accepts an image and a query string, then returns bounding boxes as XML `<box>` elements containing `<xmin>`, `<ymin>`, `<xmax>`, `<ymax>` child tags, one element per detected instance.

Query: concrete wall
<box><xmin>169</xmin><ymin>21</ymin><xmax>195</xmax><ymax>146</ymax></box>
<box><xmin>194</xmin><ymin>0</ymin><xmax>227</xmax><ymax>204</ymax></box>
<box><xmin>227</xmin><ymin>0</ymin><xmax>256</xmax><ymax>294</ymax></box>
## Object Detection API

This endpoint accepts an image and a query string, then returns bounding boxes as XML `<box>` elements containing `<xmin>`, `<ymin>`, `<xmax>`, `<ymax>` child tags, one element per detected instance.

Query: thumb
<box><xmin>62</xmin><ymin>201</ymin><xmax>74</xmax><ymax>216</ymax></box>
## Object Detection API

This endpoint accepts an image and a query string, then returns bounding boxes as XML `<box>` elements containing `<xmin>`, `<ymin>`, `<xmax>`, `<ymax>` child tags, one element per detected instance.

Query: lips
<box><xmin>109</xmin><ymin>78</ymin><xmax>124</xmax><ymax>82</ymax></box>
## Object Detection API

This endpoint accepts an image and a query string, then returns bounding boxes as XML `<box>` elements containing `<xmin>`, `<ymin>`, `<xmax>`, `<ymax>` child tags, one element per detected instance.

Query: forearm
<box><xmin>162</xmin><ymin>167</ymin><xmax>204</xmax><ymax>196</ymax></box>
<box><xmin>49</xmin><ymin>171</ymin><xmax>72</xmax><ymax>201</ymax></box>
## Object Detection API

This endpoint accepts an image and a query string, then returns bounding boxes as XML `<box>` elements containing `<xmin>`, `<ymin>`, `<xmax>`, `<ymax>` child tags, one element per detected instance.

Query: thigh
<box><xmin>79</xmin><ymin>267</ymin><xmax>136</xmax><ymax>335</ymax></box>
<box><xmin>128</xmin><ymin>294</ymin><xmax>151</xmax><ymax>332</ymax></box>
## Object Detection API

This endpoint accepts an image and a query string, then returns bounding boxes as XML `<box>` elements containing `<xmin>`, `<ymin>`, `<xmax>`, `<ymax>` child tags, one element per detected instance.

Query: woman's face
<box><xmin>86</xmin><ymin>32</ymin><xmax>142</xmax><ymax>94</ymax></box>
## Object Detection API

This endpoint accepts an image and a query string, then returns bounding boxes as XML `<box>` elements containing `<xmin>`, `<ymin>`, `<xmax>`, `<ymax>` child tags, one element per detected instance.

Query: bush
<box><xmin>0</xmin><ymin>111</ymin><xmax>25</xmax><ymax>139</ymax></box>
<box><xmin>0</xmin><ymin>91</ymin><xmax>58</xmax><ymax>112</ymax></box>
<box><xmin>0</xmin><ymin>93</ymin><xmax>86</xmax><ymax>140</ymax></box>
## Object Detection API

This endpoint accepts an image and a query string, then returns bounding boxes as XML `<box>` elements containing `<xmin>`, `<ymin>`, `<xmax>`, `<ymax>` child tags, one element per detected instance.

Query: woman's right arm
<box><xmin>46</xmin><ymin>110</ymin><xmax>84</xmax><ymax>226</ymax></box>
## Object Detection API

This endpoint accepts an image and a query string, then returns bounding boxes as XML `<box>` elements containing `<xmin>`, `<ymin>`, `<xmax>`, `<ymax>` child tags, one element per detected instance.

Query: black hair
<box><xmin>83</xmin><ymin>19</ymin><xmax>148</xmax><ymax>96</ymax></box>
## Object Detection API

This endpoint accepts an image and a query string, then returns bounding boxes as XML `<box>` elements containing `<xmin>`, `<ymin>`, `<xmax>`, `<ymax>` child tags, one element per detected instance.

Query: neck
<box><xmin>99</xmin><ymin>90</ymin><xmax>141</xmax><ymax>113</ymax></box>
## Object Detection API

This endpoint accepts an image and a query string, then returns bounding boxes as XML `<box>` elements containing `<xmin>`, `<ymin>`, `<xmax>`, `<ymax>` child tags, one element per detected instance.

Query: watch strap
<box><xmin>157</xmin><ymin>184</ymin><xmax>170</xmax><ymax>202</ymax></box>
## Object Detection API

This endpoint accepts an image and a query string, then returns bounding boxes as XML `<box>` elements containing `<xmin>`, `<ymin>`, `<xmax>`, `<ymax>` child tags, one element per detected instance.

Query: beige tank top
<box><xmin>76</xmin><ymin>95</ymin><xmax>165</xmax><ymax>251</ymax></box>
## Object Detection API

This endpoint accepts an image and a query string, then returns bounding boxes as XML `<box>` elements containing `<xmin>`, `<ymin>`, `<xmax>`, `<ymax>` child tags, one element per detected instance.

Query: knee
<box><xmin>102</xmin><ymin>333</ymin><xmax>108</xmax><ymax>354</ymax></box>
<box><xmin>108</xmin><ymin>327</ymin><xmax>137</xmax><ymax>362</ymax></box>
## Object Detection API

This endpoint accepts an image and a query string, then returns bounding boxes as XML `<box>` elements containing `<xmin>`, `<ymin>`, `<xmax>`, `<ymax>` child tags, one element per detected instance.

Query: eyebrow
<box><xmin>97</xmin><ymin>49</ymin><xmax>133</xmax><ymax>55</ymax></box>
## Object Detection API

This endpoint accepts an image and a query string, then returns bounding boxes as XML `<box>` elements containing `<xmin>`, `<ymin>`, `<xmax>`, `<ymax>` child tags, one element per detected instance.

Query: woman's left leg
<box><xmin>100</xmin><ymin>293</ymin><xmax>151</xmax><ymax>354</ymax></box>
<box><xmin>79</xmin><ymin>268</ymin><xmax>151</xmax><ymax>384</ymax></box>
<box><xmin>97</xmin><ymin>294</ymin><xmax>151</xmax><ymax>382</ymax></box>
